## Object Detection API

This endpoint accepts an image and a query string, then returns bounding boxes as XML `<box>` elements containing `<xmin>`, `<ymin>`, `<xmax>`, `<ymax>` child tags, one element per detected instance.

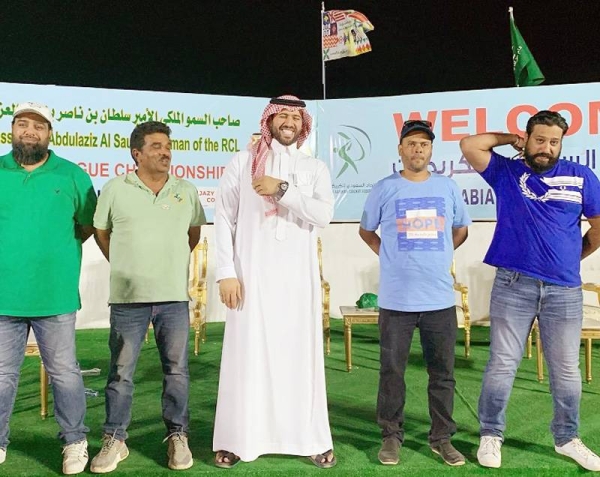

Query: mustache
<box><xmin>531</xmin><ymin>153</ymin><xmax>555</xmax><ymax>160</ymax></box>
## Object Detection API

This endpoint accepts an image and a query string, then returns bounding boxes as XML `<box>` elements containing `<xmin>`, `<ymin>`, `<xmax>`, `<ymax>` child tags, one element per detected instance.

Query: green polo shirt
<box><xmin>94</xmin><ymin>172</ymin><xmax>206</xmax><ymax>304</ymax></box>
<box><xmin>0</xmin><ymin>150</ymin><xmax>97</xmax><ymax>317</ymax></box>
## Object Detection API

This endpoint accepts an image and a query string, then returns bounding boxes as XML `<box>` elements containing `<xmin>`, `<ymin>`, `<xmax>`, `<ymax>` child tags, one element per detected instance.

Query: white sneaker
<box><xmin>165</xmin><ymin>432</ymin><xmax>193</xmax><ymax>470</ymax></box>
<box><xmin>90</xmin><ymin>434</ymin><xmax>129</xmax><ymax>473</ymax></box>
<box><xmin>62</xmin><ymin>439</ymin><xmax>89</xmax><ymax>475</ymax></box>
<box><xmin>556</xmin><ymin>438</ymin><xmax>600</xmax><ymax>471</ymax></box>
<box><xmin>477</xmin><ymin>436</ymin><xmax>502</xmax><ymax>468</ymax></box>
<box><xmin>0</xmin><ymin>447</ymin><xmax>6</xmax><ymax>464</ymax></box>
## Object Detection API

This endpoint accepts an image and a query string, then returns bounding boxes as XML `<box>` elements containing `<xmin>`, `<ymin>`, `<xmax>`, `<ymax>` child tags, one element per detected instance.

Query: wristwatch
<box><xmin>275</xmin><ymin>181</ymin><xmax>289</xmax><ymax>201</ymax></box>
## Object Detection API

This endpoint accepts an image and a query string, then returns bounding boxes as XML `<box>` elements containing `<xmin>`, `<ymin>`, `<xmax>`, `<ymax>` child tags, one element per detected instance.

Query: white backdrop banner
<box><xmin>0</xmin><ymin>83</ymin><xmax>315</xmax><ymax>221</ymax></box>
<box><xmin>317</xmin><ymin>83</ymin><xmax>600</xmax><ymax>220</ymax></box>
<box><xmin>2</xmin><ymin>82</ymin><xmax>599</xmax><ymax>220</ymax></box>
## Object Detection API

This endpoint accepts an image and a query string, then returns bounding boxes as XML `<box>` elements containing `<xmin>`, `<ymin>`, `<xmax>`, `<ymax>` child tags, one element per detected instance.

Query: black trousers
<box><xmin>377</xmin><ymin>306</ymin><xmax>457</xmax><ymax>445</ymax></box>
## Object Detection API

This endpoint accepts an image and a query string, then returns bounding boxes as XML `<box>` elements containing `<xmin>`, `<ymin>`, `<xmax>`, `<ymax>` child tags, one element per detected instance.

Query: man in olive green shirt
<box><xmin>0</xmin><ymin>102</ymin><xmax>97</xmax><ymax>475</ymax></box>
<box><xmin>91</xmin><ymin>121</ymin><xmax>205</xmax><ymax>473</ymax></box>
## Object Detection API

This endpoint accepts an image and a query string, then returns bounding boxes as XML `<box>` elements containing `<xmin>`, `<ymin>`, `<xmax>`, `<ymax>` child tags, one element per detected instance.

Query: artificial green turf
<box><xmin>5</xmin><ymin>322</ymin><xmax>600</xmax><ymax>476</ymax></box>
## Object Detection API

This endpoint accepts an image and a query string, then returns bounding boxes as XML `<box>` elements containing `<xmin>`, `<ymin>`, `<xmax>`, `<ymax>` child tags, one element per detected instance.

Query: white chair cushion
<box><xmin>583</xmin><ymin>305</ymin><xmax>600</xmax><ymax>329</ymax></box>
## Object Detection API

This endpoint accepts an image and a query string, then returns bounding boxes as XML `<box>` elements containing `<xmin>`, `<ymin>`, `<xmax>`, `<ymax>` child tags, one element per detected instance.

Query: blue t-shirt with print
<box><xmin>481</xmin><ymin>152</ymin><xmax>600</xmax><ymax>287</ymax></box>
<box><xmin>361</xmin><ymin>173</ymin><xmax>471</xmax><ymax>312</ymax></box>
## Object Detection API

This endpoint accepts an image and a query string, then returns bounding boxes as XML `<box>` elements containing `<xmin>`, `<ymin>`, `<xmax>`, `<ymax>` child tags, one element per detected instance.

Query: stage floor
<box><xmin>9</xmin><ymin>323</ymin><xmax>600</xmax><ymax>476</ymax></box>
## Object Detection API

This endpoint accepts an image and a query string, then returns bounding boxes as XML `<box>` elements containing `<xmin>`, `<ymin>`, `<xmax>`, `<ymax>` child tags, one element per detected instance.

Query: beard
<box><xmin>12</xmin><ymin>139</ymin><xmax>49</xmax><ymax>166</ymax></box>
<box><xmin>523</xmin><ymin>144</ymin><xmax>560</xmax><ymax>174</ymax></box>
<box><xmin>270</xmin><ymin>123</ymin><xmax>301</xmax><ymax>146</ymax></box>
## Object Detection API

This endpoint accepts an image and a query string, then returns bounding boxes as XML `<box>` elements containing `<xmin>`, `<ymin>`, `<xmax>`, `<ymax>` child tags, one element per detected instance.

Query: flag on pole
<box><xmin>322</xmin><ymin>10</ymin><xmax>374</xmax><ymax>62</ymax></box>
<box><xmin>509</xmin><ymin>7</ymin><xmax>544</xmax><ymax>86</ymax></box>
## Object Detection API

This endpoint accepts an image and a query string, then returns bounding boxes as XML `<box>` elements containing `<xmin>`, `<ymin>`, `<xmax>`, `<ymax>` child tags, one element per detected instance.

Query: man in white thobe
<box><xmin>213</xmin><ymin>95</ymin><xmax>336</xmax><ymax>469</ymax></box>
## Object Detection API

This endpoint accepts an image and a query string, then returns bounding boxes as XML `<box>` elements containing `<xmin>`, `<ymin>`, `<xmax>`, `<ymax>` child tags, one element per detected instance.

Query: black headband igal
<box><xmin>269</xmin><ymin>97</ymin><xmax>306</xmax><ymax>108</ymax></box>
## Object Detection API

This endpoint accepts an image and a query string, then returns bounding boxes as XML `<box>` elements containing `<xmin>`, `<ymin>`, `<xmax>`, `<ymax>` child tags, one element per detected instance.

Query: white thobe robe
<box><xmin>213</xmin><ymin>139</ymin><xmax>335</xmax><ymax>461</ymax></box>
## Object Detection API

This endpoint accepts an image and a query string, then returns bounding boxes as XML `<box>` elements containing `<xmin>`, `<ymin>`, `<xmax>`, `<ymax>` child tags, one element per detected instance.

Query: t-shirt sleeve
<box><xmin>73</xmin><ymin>169</ymin><xmax>97</xmax><ymax>226</ymax></box>
<box><xmin>93</xmin><ymin>180</ymin><xmax>114</xmax><ymax>230</ymax></box>
<box><xmin>479</xmin><ymin>151</ymin><xmax>509</xmax><ymax>188</ymax></box>
<box><xmin>360</xmin><ymin>182</ymin><xmax>382</xmax><ymax>231</ymax></box>
<box><xmin>582</xmin><ymin>167</ymin><xmax>600</xmax><ymax>218</ymax></box>
<box><xmin>449</xmin><ymin>179</ymin><xmax>472</xmax><ymax>227</ymax></box>
<box><xmin>188</xmin><ymin>184</ymin><xmax>207</xmax><ymax>227</ymax></box>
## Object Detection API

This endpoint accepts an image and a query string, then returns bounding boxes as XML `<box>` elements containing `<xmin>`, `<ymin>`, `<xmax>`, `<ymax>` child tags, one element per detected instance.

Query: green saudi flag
<box><xmin>510</xmin><ymin>8</ymin><xmax>545</xmax><ymax>86</ymax></box>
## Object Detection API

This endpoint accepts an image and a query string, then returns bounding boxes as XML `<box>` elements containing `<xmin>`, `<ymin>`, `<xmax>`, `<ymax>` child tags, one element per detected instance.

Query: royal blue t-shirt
<box><xmin>481</xmin><ymin>152</ymin><xmax>600</xmax><ymax>287</ymax></box>
<box><xmin>361</xmin><ymin>173</ymin><xmax>471</xmax><ymax>312</ymax></box>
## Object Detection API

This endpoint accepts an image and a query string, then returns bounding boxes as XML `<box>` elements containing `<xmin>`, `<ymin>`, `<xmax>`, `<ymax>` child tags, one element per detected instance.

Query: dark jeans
<box><xmin>104</xmin><ymin>302</ymin><xmax>190</xmax><ymax>440</ymax></box>
<box><xmin>377</xmin><ymin>306</ymin><xmax>457</xmax><ymax>445</ymax></box>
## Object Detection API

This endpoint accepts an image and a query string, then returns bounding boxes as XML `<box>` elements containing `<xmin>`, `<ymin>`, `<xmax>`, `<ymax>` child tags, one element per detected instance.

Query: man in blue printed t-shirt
<box><xmin>359</xmin><ymin>120</ymin><xmax>471</xmax><ymax>467</ymax></box>
<box><xmin>460</xmin><ymin>110</ymin><xmax>600</xmax><ymax>472</ymax></box>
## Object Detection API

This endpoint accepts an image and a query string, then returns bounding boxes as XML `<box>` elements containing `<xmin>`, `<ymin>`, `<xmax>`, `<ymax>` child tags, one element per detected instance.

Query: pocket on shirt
<box><xmin>293</xmin><ymin>171</ymin><xmax>315</xmax><ymax>197</ymax></box>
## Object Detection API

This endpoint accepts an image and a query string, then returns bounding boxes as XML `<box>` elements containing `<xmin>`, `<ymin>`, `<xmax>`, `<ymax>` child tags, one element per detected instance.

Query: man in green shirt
<box><xmin>91</xmin><ymin>121</ymin><xmax>206</xmax><ymax>473</ymax></box>
<box><xmin>0</xmin><ymin>102</ymin><xmax>97</xmax><ymax>475</ymax></box>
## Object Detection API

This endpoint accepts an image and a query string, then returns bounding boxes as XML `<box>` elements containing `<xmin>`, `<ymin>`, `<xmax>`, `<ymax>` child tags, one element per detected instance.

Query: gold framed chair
<box><xmin>318</xmin><ymin>238</ymin><xmax>331</xmax><ymax>355</ymax></box>
<box><xmin>189</xmin><ymin>237</ymin><xmax>208</xmax><ymax>356</ymax></box>
<box><xmin>25</xmin><ymin>329</ymin><xmax>49</xmax><ymax>420</ymax></box>
<box><xmin>451</xmin><ymin>261</ymin><xmax>472</xmax><ymax>358</ymax></box>
<box><xmin>145</xmin><ymin>237</ymin><xmax>208</xmax><ymax>355</ymax></box>
<box><xmin>536</xmin><ymin>282</ymin><xmax>600</xmax><ymax>383</ymax></box>
<box><xmin>455</xmin><ymin>265</ymin><xmax>535</xmax><ymax>360</ymax></box>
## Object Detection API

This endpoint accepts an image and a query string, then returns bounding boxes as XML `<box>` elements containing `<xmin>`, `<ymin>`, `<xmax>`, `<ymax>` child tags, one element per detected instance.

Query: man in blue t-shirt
<box><xmin>360</xmin><ymin>120</ymin><xmax>471</xmax><ymax>467</ymax></box>
<box><xmin>460</xmin><ymin>110</ymin><xmax>600</xmax><ymax>472</ymax></box>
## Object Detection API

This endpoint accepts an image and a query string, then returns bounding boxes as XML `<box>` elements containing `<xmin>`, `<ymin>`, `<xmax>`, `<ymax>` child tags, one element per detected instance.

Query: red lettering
<box><xmin>203</xmin><ymin>166</ymin><xmax>225</xmax><ymax>180</ymax></box>
<box><xmin>396</xmin><ymin>217</ymin><xmax>445</xmax><ymax>232</ymax></box>
<box><xmin>392</xmin><ymin>111</ymin><xmax>438</xmax><ymax>139</ymax></box>
<box><xmin>114</xmin><ymin>163</ymin><xmax>136</xmax><ymax>176</ymax></box>
<box><xmin>78</xmin><ymin>162</ymin><xmax>109</xmax><ymax>177</ymax></box>
<box><xmin>549</xmin><ymin>102</ymin><xmax>582</xmax><ymax>136</ymax></box>
<box><xmin>506</xmin><ymin>104</ymin><xmax>538</xmax><ymax>135</ymax></box>
<box><xmin>441</xmin><ymin>109</ymin><xmax>469</xmax><ymax>141</ymax></box>
<box><xmin>589</xmin><ymin>102</ymin><xmax>600</xmax><ymax>135</ymax></box>
<box><xmin>172</xmin><ymin>165</ymin><xmax>186</xmax><ymax>178</ymax></box>
<box><xmin>475</xmin><ymin>108</ymin><xmax>489</xmax><ymax>134</ymax></box>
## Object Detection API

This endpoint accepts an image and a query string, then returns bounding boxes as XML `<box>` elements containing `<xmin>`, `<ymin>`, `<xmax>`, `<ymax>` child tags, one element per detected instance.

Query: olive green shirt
<box><xmin>94</xmin><ymin>172</ymin><xmax>206</xmax><ymax>304</ymax></box>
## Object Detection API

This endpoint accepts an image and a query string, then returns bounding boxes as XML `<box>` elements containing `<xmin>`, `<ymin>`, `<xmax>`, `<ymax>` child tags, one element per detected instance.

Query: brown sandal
<box><xmin>308</xmin><ymin>449</ymin><xmax>337</xmax><ymax>468</ymax></box>
<box><xmin>215</xmin><ymin>450</ymin><xmax>240</xmax><ymax>469</ymax></box>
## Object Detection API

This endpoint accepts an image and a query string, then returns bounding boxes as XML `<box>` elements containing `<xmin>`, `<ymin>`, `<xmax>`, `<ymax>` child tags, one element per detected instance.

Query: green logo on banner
<box><xmin>332</xmin><ymin>125</ymin><xmax>372</xmax><ymax>179</ymax></box>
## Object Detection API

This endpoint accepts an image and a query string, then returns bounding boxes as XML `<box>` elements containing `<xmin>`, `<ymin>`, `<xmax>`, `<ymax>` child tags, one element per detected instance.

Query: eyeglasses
<box><xmin>403</xmin><ymin>119</ymin><xmax>432</xmax><ymax>128</ymax></box>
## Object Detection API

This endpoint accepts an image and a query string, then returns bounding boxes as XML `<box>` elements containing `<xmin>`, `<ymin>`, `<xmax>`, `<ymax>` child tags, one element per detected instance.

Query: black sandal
<box><xmin>308</xmin><ymin>449</ymin><xmax>337</xmax><ymax>468</ymax></box>
<box><xmin>215</xmin><ymin>450</ymin><xmax>240</xmax><ymax>469</ymax></box>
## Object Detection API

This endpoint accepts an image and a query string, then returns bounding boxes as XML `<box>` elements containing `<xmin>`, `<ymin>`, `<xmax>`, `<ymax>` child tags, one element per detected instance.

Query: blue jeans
<box><xmin>0</xmin><ymin>313</ymin><xmax>89</xmax><ymax>449</ymax></box>
<box><xmin>479</xmin><ymin>268</ymin><xmax>583</xmax><ymax>446</ymax></box>
<box><xmin>104</xmin><ymin>302</ymin><xmax>190</xmax><ymax>440</ymax></box>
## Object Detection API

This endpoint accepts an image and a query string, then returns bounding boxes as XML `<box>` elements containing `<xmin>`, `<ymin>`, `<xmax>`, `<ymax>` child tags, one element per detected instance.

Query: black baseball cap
<box><xmin>400</xmin><ymin>120</ymin><xmax>435</xmax><ymax>142</ymax></box>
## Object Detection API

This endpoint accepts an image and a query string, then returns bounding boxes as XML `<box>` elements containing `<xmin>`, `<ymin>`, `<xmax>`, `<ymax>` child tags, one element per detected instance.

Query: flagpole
<box><xmin>508</xmin><ymin>6</ymin><xmax>518</xmax><ymax>87</ymax></box>
<box><xmin>321</xmin><ymin>2</ymin><xmax>327</xmax><ymax>99</ymax></box>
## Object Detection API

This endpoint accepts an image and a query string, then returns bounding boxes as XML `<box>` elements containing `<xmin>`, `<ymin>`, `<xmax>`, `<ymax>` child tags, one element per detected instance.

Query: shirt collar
<box><xmin>271</xmin><ymin>138</ymin><xmax>297</xmax><ymax>156</ymax></box>
<box><xmin>124</xmin><ymin>172</ymin><xmax>178</xmax><ymax>194</ymax></box>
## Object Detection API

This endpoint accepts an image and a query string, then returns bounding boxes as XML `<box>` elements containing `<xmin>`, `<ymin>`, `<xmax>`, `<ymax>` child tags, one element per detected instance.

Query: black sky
<box><xmin>3</xmin><ymin>1</ymin><xmax>599</xmax><ymax>99</ymax></box>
